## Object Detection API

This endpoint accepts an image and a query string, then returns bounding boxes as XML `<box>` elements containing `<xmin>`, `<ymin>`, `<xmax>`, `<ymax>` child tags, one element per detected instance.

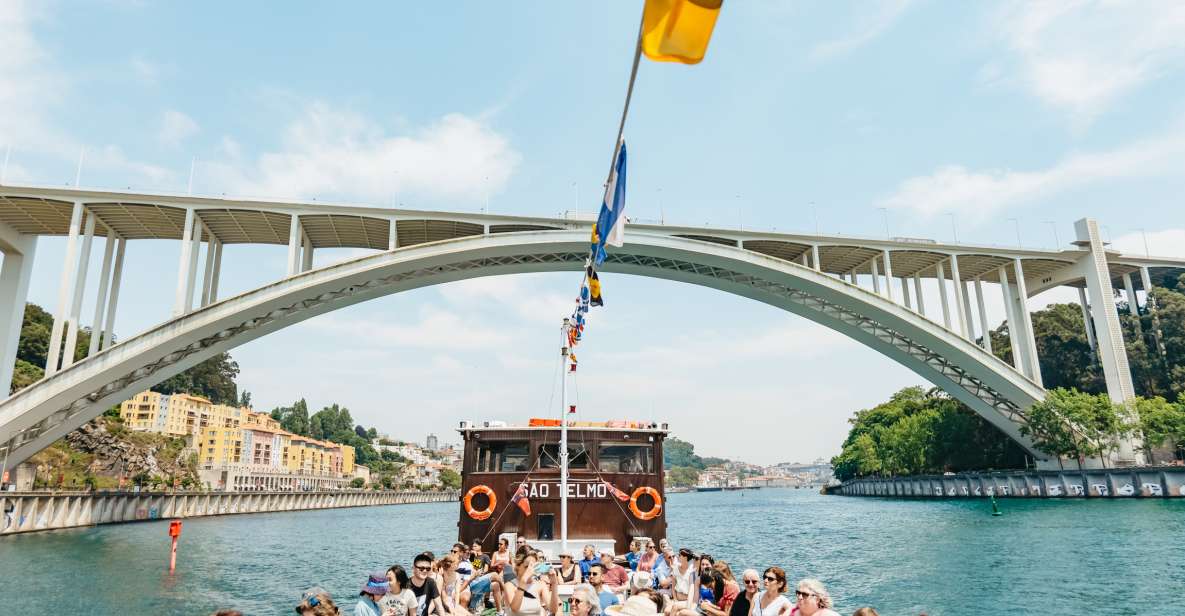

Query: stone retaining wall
<box><xmin>0</xmin><ymin>489</ymin><xmax>458</xmax><ymax>535</ymax></box>
<box><xmin>829</xmin><ymin>467</ymin><xmax>1185</xmax><ymax>499</ymax></box>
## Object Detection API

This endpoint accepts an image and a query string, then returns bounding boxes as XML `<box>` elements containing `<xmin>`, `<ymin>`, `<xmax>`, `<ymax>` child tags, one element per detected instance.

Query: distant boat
<box><xmin>695</xmin><ymin>486</ymin><xmax>723</xmax><ymax>492</ymax></box>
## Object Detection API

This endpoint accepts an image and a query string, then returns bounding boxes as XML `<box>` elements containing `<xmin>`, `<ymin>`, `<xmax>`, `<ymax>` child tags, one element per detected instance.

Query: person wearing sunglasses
<box><xmin>788</xmin><ymin>579</ymin><xmax>836</xmax><ymax>616</ymax></box>
<box><xmin>749</xmin><ymin>567</ymin><xmax>790</xmax><ymax>616</ymax></box>
<box><xmin>569</xmin><ymin>583</ymin><xmax>603</xmax><ymax>616</ymax></box>
<box><xmin>492</xmin><ymin>545</ymin><xmax>559</xmax><ymax>616</ymax></box>
<box><xmin>729</xmin><ymin>570</ymin><xmax>759</xmax><ymax>616</ymax></box>
<box><xmin>637</xmin><ymin>541</ymin><xmax>659</xmax><ymax>573</ymax></box>
<box><xmin>410</xmin><ymin>553</ymin><xmax>445</xmax><ymax>616</ymax></box>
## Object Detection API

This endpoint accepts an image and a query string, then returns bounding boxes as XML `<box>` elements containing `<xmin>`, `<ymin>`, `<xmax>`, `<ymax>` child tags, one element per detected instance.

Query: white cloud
<box><xmin>1112</xmin><ymin>229</ymin><xmax>1185</xmax><ymax>259</ymax></box>
<box><xmin>158</xmin><ymin>110</ymin><xmax>198</xmax><ymax>147</ymax></box>
<box><xmin>988</xmin><ymin>1</ymin><xmax>1185</xmax><ymax>122</ymax></box>
<box><xmin>305</xmin><ymin>306</ymin><xmax>514</xmax><ymax>351</ymax></box>
<box><xmin>0</xmin><ymin>2</ymin><xmax>174</xmax><ymax>186</ymax></box>
<box><xmin>880</xmin><ymin>127</ymin><xmax>1185</xmax><ymax>219</ymax></box>
<box><xmin>809</xmin><ymin>0</ymin><xmax>914</xmax><ymax>62</ymax></box>
<box><xmin>200</xmin><ymin>103</ymin><xmax>520</xmax><ymax>203</ymax></box>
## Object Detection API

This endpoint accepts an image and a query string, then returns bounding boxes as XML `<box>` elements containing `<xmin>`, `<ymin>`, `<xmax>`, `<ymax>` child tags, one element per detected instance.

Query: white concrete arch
<box><xmin>0</xmin><ymin>231</ymin><xmax>1052</xmax><ymax>467</ymax></box>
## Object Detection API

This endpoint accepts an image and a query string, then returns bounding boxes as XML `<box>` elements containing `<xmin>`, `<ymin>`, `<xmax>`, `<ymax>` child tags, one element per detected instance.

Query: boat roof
<box><xmin>457</xmin><ymin>420</ymin><xmax>669</xmax><ymax>435</ymax></box>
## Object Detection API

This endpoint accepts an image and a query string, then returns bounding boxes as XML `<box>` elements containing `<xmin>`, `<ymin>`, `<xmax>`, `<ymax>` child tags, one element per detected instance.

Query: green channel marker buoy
<box><xmin>991</xmin><ymin>493</ymin><xmax>1003</xmax><ymax>516</ymax></box>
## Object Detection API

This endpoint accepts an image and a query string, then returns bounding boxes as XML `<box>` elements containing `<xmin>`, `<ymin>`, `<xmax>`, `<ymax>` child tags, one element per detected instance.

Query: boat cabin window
<box><xmin>598</xmin><ymin>443</ymin><xmax>653</xmax><ymax>474</ymax></box>
<box><xmin>538</xmin><ymin>444</ymin><xmax>589</xmax><ymax>469</ymax></box>
<box><xmin>473</xmin><ymin>440</ymin><xmax>530</xmax><ymax>472</ymax></box>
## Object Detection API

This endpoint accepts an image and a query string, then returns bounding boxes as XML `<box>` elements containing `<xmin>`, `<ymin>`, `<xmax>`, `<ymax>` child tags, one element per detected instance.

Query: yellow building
<box><xmin>119</xmin><ymin>391</ymin><xmax>244</xmax><ymax>440</ymax></box>
<box><xmin>200</xmin><ymin>425</ymin><xmax>244</xmax><ymax>466</ymax></box>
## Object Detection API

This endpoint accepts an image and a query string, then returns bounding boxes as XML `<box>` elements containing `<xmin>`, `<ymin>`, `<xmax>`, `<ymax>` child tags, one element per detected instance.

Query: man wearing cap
<box><xmin>356</xmin><ymin>571</ymin><xmax>390</xmax><ymax>616</ymax></box>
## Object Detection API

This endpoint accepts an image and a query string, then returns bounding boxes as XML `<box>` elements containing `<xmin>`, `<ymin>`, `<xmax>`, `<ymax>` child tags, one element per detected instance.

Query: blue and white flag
<box><xmin>591</xmin><ymin>139</ymin><xmax>627</xmax><ymax>266</ymax></box>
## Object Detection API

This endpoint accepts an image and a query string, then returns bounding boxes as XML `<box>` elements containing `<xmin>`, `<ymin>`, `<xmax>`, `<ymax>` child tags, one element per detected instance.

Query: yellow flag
<box><xmin>641</xmin><ymin>0</ymin><xmax>722</xmax><ymax>65</ymax></box>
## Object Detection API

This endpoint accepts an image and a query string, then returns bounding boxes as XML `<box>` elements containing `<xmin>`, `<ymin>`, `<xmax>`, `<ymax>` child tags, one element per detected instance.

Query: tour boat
<box><xmin>457</xmin><ymin>419</ymin><xmax>669</xmax><ymax>558</ymax></box>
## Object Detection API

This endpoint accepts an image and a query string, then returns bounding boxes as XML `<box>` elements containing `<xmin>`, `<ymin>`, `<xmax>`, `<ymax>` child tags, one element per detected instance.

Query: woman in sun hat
<box><xmin>606</xmin><ymin>594</ymin><xmax>661</xmax><ymax>616</ymax></box>
<box><xmin>296</xmin><ymin>587</ymin><xmax>341</xmax><ymax>616</ymax></box>
<box><xmin>558</xmin><ymin>552</ymin><xmax>581</xmax><ymax>584</ymax></box>
<box><xmin>357</xmin><ymin>571</ymin><xmax>391</xmax><ymax>616</ymax></box>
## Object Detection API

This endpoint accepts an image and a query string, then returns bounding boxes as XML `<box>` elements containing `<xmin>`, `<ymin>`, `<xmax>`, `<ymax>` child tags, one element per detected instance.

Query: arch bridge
<box><xmin>1</xmin><ymin>185</ymin><xmax>1182</xmax><ymax>469</ymax></box>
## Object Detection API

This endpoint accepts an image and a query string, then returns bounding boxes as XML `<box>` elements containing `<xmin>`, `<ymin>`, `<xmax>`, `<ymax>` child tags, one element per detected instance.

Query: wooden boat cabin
<box><xmin>458</xmin><ymin>419</ymin><xmax>668</xmax><ymax>557</ymax></box>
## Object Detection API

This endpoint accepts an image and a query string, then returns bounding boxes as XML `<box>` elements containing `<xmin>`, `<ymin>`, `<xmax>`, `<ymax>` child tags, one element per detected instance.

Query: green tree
<box><xmin>1021</xmin><ymin>388</ymin><xmax>1127</xmax><ymax>467</ymax></box>
<box><xmin>155</xmin><ymin>352</ymin><xmax>240</xmax><ymax>405</ymax></box>
<box><xmin>439</xmin><ymin>468</ymin><xmax>461</xmax><ymax>489</ymax></box>
<box><xmin>832</xmin><ymin>387</ymin><xmax>1026</xmax><ymax>481</ymax></box>
<box><xmin>668</xmin><ymin>466</ymin><xmax>700</xmax><ymax>487</ymax></box>
<box><xmin>1135</xmin><ymin>395</ymin><xmax>1185</xmax><ymax>455</ymax></box>
<box><xmin>663</xmin><ymin>438</ymin><xmax>705</xmax><ymax>469</ymax></box>
<box><xmin>271</xmin><ymin>399</ymin><xmax>310</xmax><ymax>436</ymax></box>
<box><xmin>350</xmin><ymin>477</ymin><xmax>366</xmax><ymax>489</ymax></box>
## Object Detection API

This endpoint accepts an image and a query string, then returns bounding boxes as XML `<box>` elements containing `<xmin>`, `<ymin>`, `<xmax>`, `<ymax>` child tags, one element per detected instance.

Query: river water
<box><xmin>1</xmin><ymin>488</ymin><xmax>1182</xmax><ymax>615</ymax></box>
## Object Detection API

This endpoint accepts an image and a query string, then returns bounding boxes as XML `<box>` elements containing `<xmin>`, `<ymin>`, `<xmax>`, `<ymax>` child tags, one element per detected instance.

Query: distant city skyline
<box><xmin>5</xmin><ymin>2</ymin><xmax>1185</xmax><ymax>464</ymax></box>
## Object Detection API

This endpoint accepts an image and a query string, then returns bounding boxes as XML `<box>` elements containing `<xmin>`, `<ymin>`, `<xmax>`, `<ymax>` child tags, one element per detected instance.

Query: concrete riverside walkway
<box><xmin>829</xmin><ymin>467</ymin><xmax>1185</xmax><ymax>499</ymax></box>
<box><xmin>0</xmin><ymin>489</ymin><xmax>459</xmax><ymax>536</ymax></box>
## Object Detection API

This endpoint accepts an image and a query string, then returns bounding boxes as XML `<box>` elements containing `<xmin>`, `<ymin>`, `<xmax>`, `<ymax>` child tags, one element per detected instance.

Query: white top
<box><xmin>750</xmin><ymin>592</ymin><xmax>792</xmax><ymax>616</ymax></box>
<box><xmin>672</xmin><ymin>563</ymin><xmax>697</xmax><ymax>598</ymax></box>
<box><xmin>379</xmin><ymin>588</ymin><xmax>417</xmax><ymax>616</ymax></box>
<box><xmin>507</xmin><ymin>578</ymin><xmax>544</xmax><ymax>616</ymax></box>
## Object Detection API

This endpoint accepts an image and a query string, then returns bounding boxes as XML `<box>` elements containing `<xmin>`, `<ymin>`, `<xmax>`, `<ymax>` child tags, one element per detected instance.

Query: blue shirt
<box><xmin>355</xmin><ymin>596</ymin><xmax>383</xmax><ymax>616</ymax></box>
<box><xmin>652</xmin><ymin>557</ymin><xmax>671</xmax><ymax>586</ymax></box>
<box><xmin>625</xmin><ymin>552</ymin><xmax>640</xmax><ymax>571</ymax></box>
<box><xmin>578</xmin><ymin>556</ymin><xmax>599</xmax><ymax>580</ymax></box>
<box><xmin>597</xmin><ymin>590</ymin><xmax>621</xmax><ymax>611</ymax></box>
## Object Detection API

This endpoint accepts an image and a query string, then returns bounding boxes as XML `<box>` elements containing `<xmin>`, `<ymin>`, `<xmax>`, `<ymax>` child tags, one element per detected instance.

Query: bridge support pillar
<box><xmin>87</xmin><ymin>228</ymin><xmax>117</xmax><ymax>357</ymax></box>
<box><xmin>935</xmin><ymin>260</ymin><xmax>952</xmax><ymax>329</ymax></box>
<box><xmin>101</xmin><ymin>238</ymin><xmax>126</xmax><ymax>350</ymax></box>
<box><xmin>811</xmin><ymin>245</ymin><xmax>820</xmax><ymax>272</ymax></box>
<box><xmin>287</xmin><ymin>214</ymin><xmax>302</xmax><ymax>276</ymax></box>
<box><xmin>1077</xmin><ymin>287</ymin><xmax>1098</xmax><ymax>356</ymax></box>
<box><xmin>881</xmin><ymin>250</ymin><xmax>894</xmax><ymax>301</ymax></box>
<box><xmin>37</xmin><ymin>215</ymin><xmax>65</xmax><ymax>369</ymax></box>
<box><xmin>974</xmin><ymin>278</ymin><xmax>992</xmax><ymax>354</ymax></box>
<box><xmin>173</xmin><ymin>208</ymin><xmax>197</xmax><ymax>317</ymax></box>
<box><xmin>208</xmin><ymin>240</ymin><xmax>222</xmax><ymax>305</ymax></box>
<box><xmin>900</xmin><ymin>276</ymin><xmax>911</xmax><ymax>310</ymax></box>
<box><xmin>61</xmin><ymin>211</ymin><xmax>97</xmax><ymax>370</ymax></box>
<box><xmin>870</xmin><ymin>256</ymin><xmax>881</xmax><ymax>295</ymax></box>
<box><xmin>1075</xmin><ymin>218</ymin><xmax>1141</xmax><ymax>465</ymax></box>
<box><xmin>999</xmin><ymin>265</ymin><xmax>1026</xmax><ymax>373</ymax></box>
<box><xmin>949</xmin><ymin>256</ymin><xmax>970</xmax><ymax>338</ymax></box>
<box><xmin>1139</xmin><ymin>266</ymin><xmax>1166</xmax><ymax>358</ymax></box>
<box><xmin>0</xmin><ymin>224</ymin><xmax>37</xmax><ymax>395</ymax></box>
<box><xmin>913</xmin><ymin>273</ymin><xmax>925</xmax><ymax>316</ymax></box>
<box><xmin>1011</xmin><ymin>258</ymin><xmax>1042</xmax><ymax>386</ymax></box>
<box><xmin>201</xmin><ymin>236</ymin><xmax>217</xmax><ymax>307</ymax></box>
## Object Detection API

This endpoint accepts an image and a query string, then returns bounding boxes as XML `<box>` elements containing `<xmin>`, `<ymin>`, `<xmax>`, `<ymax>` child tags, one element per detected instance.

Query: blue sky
<box><xmin>4</xmin><ymin>1</ymin><xmax>1185</xmax><ymax>463</ymax></box>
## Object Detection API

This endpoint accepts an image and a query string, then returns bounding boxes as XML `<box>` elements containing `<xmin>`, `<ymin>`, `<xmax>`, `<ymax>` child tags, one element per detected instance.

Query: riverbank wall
<box><xmin>828</xmin><ymin>466</ymin><xmax>1185</xmax><ymax>498</ymax></box>
<box><xmin>0</xmin><ymin>489</ymin><xmax>458</xmax><ymax>536</ymax></box>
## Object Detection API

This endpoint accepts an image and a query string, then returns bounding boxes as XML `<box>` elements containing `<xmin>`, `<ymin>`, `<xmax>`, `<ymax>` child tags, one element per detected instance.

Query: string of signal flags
<box><xmin>565</xmin><ymin>0</ymin><xmax>722</xmax><ymax>359</ymax></box>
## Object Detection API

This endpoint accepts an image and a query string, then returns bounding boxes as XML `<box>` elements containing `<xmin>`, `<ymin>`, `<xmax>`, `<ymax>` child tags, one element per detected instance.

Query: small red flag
<box><xmin>511</xmin><ymin>484</ymin><xmax>532</xmax><ymax>516</ymax></box>
<box><xmin>603</xmin><ymin>480</ymin><xmax>630</xmax><ymax>502</ymax></box>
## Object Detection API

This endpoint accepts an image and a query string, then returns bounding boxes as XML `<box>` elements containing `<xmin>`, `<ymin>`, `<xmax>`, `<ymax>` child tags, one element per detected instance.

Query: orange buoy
<box><xmin>629</xmin><ymin>486</ymin><xmax>662</xmax><ymax>520</ymax></box>
<box><xmin>464</xmin><ymin>485</ymin><xmax>497</xmax><ymax>521</ymax></box>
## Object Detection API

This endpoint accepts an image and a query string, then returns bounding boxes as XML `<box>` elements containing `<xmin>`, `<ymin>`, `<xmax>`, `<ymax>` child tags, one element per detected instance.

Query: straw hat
<box><xmin>605</xmin><ymin>595</ymin><xmax>659</xmax><ymax>616</ymax></box>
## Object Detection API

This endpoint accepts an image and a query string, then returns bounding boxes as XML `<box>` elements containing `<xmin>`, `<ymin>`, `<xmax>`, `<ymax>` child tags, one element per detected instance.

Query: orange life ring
<box><xmin>465</xmin><ymin>485</ymin><xmax>497</xmax><ymax>520</ymax></box>
<box><xmin>629</xmin><ymin>486</ymin><xmax>662</xmax><ymax>520</ymax></box>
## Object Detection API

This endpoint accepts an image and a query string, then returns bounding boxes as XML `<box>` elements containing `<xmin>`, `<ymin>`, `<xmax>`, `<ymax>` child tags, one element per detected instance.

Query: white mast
<box><xmin>560</xmin><ymin>318</ymin><xmax>571</xmax><ymax>555</ymax></box>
